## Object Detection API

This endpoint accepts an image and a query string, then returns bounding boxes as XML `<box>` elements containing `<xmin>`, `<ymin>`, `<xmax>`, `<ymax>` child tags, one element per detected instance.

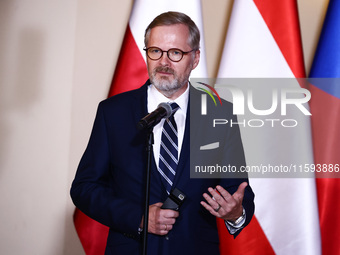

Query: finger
<box><xmin>200</xmin><ymin>201</ymin><xmax>219</xmax><ymax>217</ymax></box>
<box><xmin>157</xmin><ymin>226</ymin><xmax>169</xmax><ymax>235</ymax></box>
<box><xmin>202</xmin><ymin>192</ymin><xmax>223</xmax><ymax>216</ymax></box>
<box><xmin>162</xmin><ymin>217</ymin><xmax>176</xmax><ymax>225</ymax></box>
<box><xmin>203</xmin><ymin>191</ymin><xmax>221</xmax><ymax>209</ymax></box>
<box><xmin>165</xmin><ymin>223</ymin><xmax>173</xmax><ymax>231</ymax></box>
<box><xmin>157</xmin><ymin>222</ymin><xmax>175</xmax><ymax>235</ymax></box>
<box><xmin>162</xmin><ymin>209</ymin><xmax>179</xmax><ymax>219</ymax></box>
<box><xmin>208</xmin><ymin>187</ymin><xmax>227</xmax><ymax>207</ymax></box>
<box><xmin>233</xmin><ymin>182</ymin><xmax>248</xmax><ymax>201</ymax></box>
<box><xmin>215</xmin><ymin>186</ymin><xmax>232</xmax><ymax>202</ymax></box>
<box><xmin>153</xmin><ymin>202</ymin><xmax>163</xmax><ymax>208</ymax></box>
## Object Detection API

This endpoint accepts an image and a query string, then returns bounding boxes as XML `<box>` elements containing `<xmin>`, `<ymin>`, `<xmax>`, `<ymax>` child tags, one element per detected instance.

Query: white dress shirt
<box><xmin>147</xmin><ymin>83</ymin><xmax>189</xmax><ymax>168</ymax></box>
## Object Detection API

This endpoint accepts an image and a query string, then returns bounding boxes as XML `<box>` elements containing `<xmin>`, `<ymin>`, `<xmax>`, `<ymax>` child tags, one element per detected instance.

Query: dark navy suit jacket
<box><xmin>71</xmin><ymin>80</ymin><xmax>255</xmax><ymax>255</ymax></box>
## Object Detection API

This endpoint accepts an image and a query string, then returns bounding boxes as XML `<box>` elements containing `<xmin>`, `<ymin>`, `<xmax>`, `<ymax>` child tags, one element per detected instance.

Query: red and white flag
<box><xmin>216</xmin><ymin>0</ymin><xmax>321</xmax><ymax>254</ymax></box>
<box><xmin>309</xmin><ymin>0</ymin><xmax>340</xmax><ymax>254</ymax></box>
<box><xmin>74</xmin><ymin>1</ymin><xmax>207</xmax><ymax>254</ymax></box>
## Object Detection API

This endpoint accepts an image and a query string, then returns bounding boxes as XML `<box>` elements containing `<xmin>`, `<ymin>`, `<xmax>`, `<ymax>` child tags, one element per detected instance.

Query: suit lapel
<box><xmin>134</xmin><ymin>81</ymin><xmax>169</xmax><ymax>197</ymax></box>
<box><xmin>172</xmin><ymin>94</ymin><xmax>190</xmax><ymax>189</ymax></box>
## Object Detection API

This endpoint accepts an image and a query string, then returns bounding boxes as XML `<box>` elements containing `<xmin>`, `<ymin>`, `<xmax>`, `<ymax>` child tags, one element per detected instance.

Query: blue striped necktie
<box><xmin>158</xmin><ymin>102</ymin><xmax>180</xmax><ymax>193</ymax></box>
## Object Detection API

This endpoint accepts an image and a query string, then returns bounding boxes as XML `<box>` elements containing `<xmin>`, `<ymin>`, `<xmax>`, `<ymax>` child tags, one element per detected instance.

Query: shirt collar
<box><xmin>148</xmin><ymin>83</ymin><xmax>189</xmax><ymax>115</ymax></box>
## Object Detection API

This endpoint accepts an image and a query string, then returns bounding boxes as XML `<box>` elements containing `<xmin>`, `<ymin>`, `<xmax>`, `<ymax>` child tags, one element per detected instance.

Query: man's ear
<box><xmin>192</xmin><ymin>49</ymin><xmax>200</xmax><ymax>70</ymax></box>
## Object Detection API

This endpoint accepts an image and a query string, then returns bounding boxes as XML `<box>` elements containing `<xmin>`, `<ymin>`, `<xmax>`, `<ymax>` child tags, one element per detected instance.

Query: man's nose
<box><xmin>159</xmin><ymin>52</ymin><xmax>172</xmax><ymax>65</ymax></box>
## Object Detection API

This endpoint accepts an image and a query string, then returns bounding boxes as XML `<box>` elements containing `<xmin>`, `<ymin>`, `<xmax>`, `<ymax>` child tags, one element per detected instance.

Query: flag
<box><xmin>309</xmin><ymin>0</ymin><xmax>340</xmax><ymax>254</ymax></box>
<box><xmin>216</xmin><ymin>0</ymin><xmax>321</xmax><ymax>254</ymax></box>
<box><xmin>73</xmin><ymin>0</ymin><xmax>207</xmax><ymax>254</ymax></box>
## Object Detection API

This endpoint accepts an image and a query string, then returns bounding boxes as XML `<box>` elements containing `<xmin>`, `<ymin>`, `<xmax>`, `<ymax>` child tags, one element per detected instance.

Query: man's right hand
<box><xmin>141</xmin><ymin>202</ymin><xmax>179</xmax><ymax>235</ymax></box>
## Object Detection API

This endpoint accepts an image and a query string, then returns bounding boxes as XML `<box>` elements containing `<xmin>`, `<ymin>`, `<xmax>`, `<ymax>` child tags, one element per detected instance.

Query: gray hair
<box><xmin>144</xmin><ymin>11</ymin><xmax>200</xmax><ymax>50</ymax></box>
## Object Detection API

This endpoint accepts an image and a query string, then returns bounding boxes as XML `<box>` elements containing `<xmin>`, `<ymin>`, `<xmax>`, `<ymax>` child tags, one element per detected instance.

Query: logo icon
<box><xmin>197</xmin><ymin>82</ymin><xmax>222</xmax><ymax>106</ymax></box>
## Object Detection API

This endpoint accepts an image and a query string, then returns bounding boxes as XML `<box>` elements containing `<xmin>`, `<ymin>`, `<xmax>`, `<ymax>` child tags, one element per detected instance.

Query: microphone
<box><xmin>161</xmin><ymin>188</ymin><xmax>186</xmax><ymax>211</ymax></box>
<box><xmin>137</xmin><ymin>102</ymin><xmax>172</xmax><ymax>130</ymax></box>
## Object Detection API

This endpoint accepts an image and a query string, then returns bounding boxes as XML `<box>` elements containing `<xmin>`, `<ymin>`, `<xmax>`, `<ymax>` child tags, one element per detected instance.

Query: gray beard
<box><xmin>150</xmin><ymin>67</ymin><xmax>184</xmax><ymax>98</ymax></box>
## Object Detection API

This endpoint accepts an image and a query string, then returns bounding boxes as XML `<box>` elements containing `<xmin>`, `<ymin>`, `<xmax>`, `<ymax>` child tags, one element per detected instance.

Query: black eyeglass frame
<box><xmin>143</xmin><ymin>47</ymin><xmax>196</xmax><ymax>62</ymax></box>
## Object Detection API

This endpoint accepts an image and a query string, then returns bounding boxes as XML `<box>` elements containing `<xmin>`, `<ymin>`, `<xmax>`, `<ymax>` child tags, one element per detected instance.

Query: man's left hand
<box><xmin>200</xmin><ymin>182</ymin><xmax>247</xmax><ymax>221</ymax></box>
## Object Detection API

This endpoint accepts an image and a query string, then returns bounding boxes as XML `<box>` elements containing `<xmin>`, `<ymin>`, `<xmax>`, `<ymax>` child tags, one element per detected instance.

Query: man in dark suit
<box><xmin>71</xmin><ymin>11</ymin><xmax>254</xmax><ymax>255</ymax></box>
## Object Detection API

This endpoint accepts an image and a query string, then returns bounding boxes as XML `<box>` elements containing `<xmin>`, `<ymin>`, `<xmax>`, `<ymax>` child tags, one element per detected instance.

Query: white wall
<box><xmin>0</xmin><ymin>0</ymin><xmax>78</xmax><ymax>254</ymax></box>
<box><xmin>0</xmin><ymin>0</ymin><xmax>328</xmax><ymax>254</ymax></box>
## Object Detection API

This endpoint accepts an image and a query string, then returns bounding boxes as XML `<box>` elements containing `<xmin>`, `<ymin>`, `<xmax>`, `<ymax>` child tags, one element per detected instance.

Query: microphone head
<box><xmin>158</xmin><ymin>102</ymin><xmax>172</xmax><ymax>118</ymax></box>
<box><xmin>137</xmin><ymin>102</ymin><xmax>173</xmax><ymax>130</ymax></box>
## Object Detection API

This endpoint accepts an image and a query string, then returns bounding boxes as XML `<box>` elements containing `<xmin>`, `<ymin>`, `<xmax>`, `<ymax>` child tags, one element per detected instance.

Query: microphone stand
<box><xmin>142</xmin><ymin>128</ymin><xmax>153</xmax><ymax>255</ymax></box>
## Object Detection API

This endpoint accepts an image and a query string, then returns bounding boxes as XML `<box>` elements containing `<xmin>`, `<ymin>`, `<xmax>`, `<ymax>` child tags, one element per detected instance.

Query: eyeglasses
<box><xmin>143</xmin><ymin>47</ymin><xmax>196</xmax><ymax>62</ymax></box>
